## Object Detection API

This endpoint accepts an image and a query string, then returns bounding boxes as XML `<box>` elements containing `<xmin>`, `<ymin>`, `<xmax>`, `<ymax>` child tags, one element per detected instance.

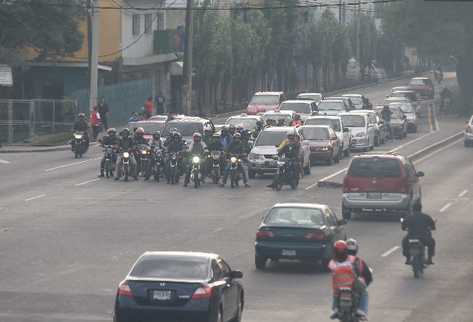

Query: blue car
<box><xmin>114</xmin><ymin>251</ymin><xmax>244</xmax><ymax>322</ymax></box>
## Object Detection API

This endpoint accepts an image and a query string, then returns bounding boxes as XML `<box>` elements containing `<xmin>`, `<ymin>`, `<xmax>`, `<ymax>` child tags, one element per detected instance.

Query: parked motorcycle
<box><xmin>71</xmin><ymin>132</ymin><xmax>88</xmax><ymax>159</ymax></box>
<box><xmin>210</xmin><ymin>151</ymin><xmax>223</xmax><ymax>184</ymax></box>
<box><xmin>103</xmin><ymin>145</ymin><xmax>116</xmax><ymax>178</ymax></box>
<box><xmin>137</xmin><ymin>144</ymin><xmax>152</xmax><ymax>180</ymax></box>
<box><xmin>335</xmin><ymin>287</ymin><xmax>360</xmax><ymax>322</ymax></box>
<box><xmin>152</xmin><ymin>147</ymin><xmax>164</xmax><ymax>182</ymax></box>
<box><xmin>190</xmin><ymin>155</ymin><xmax>202</xmax><ymax>188</ymax></box>
<box><xmin>273</xmin><ymin>157</ymin><xmax>299</xmax><ymax>191</ymax></box>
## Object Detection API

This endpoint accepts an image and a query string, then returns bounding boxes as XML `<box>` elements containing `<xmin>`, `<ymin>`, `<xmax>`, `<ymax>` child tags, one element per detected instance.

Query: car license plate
<box><xmin>152</xmin><ymin>290</ymin><xmax>172</xmax><ymax>301</ymax></box>
<box><xmin>367</xmin><ymin>192</ymin><xmax>381</xmax><ymax>199</ymax></box>
<box><xmin>282</xmin><ymin>249</ymin><xmax>296</xmax><ymax>256</ymax></box>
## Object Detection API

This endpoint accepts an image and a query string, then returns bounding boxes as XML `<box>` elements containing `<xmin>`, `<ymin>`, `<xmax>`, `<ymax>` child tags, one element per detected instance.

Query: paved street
<box><xmin>0</xmin><ymin>79</ymin><xmax>470</xmax><ymax>322</ymax></box>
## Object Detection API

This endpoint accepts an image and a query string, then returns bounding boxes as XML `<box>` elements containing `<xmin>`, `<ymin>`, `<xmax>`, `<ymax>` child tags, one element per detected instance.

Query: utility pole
<box><xmin>182</xmin><ymin>0</ymin><xmax>193</xmax><ymax>115</ymax></box>
<box><xmin>88</xmin><ymin>0</ymin><xmax>99</xmax><ymax>111</ymax></box>
<box><xmin>356</xmin><ymin>0</ymin><xmax>361</xmax><ymax>79</ymax></box>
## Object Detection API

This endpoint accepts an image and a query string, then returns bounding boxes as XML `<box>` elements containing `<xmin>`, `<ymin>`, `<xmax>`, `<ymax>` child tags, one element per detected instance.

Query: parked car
<box><xmin>246</xmin><ymin>91</ymin><xmax>286</xmax><ymax>115</ymax></box>
<box><xmin>261</xmin><ymin>110</ymin><xmax>296</xmax><ymax>127</ymax></box>
<box><xmin>278</xmin><ymin>100</ymin><xmax>318</xmax><ymax>121</ymax></box>
<box><xmin>298</xmin><ymin>125</ymin><xmax>341</xmax><ymax>165</ymax></box>
<box><xmin>305</xmin><ymin>115</ymin><xmax>351</xmax><ymax>157</ymax></box>
<box><xmin>342</xmin><ymin>154</ymin><xmax>424</xmax><ymax>220</ymax></box>
<box><xmin>317</xmin><ymin>99</ymin><xmax>350</xmax><ymax>116</ymax></box>
<box><xmin>375</xmin><ymin>105</ymin><xmax>408</xmax><ymax>139</ymax></box>
<box><xmin>128</xmin><ymin>120</ymin><xmax>167</xmax><ymax>141</ymax></box>
<box><xmin>392</xmin><ymin>102</ymin><xmax>418</xmax><ymax>132</ymax></box>
<box><xmin>342</xmin><ymin>94</ymin><xmax>372</xmax><ymax>110</ymax></box>
<box><xmin>339</xmin><ymin>112</ymin><xmax>375</xmax><ymax>151</ymax></box>
<box><xmin>349</xmin><ymin>110</ymin><xmax>383</xmax><ymax>146</ymax></box>
<box><xmin>254</xmin><ymin>203</ymin><xmax>346</xmax><ymax>270</ymax></box>
<box><xmin>464</xmin><ymin>115</ymin><xmax>473</xmax><ymax>147</ymax></box>
<box><xmin>296</xmin><ymin>92</ymin><xmax>324</xmax><ymax>105</ymax></box>
<box><xmin>248</xmin><ymin>126</ymin><xmax>310</xmax><ymax>178</ymax></box>
<box><xmin>226</xmin><ymin>114</ymin><xmax>263</xmax><ymax>132</ymax></box>
<box><xmin>113</xmin><ymin>251</ymin><xmax>244</xmax><ymax>322</ymax></box>
<box><xmin>408</xmin><ymin>77</ymin><xmax>434</xmax><ymax>99</ymax></box>
<box><xmin>162</xmin><ymin>117</ymin><xmax>215</xmax><ymax>145</ymax></box>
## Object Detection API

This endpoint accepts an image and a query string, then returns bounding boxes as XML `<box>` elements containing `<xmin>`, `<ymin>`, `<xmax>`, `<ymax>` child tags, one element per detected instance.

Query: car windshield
<box><xmin>297</xmin><ymin>94</ymin><xmax>322</xmax><ymax>103</ymax></box>
<box><xmin>226</xmin><ymin>118</ymin><xmax>257</xmax><ymax>130</ymax></box>
<box><xmin>134</xmin><ymin>122</ymin><xmax>166</xmax><ymax>134</ymax></box>
<box><xmin>305</xmin><ymin>118</ymin><xmax>341</xmax><ymax>131</ymax></box>
<box><xmin>163</xmin><ymin>122</ymin><xmax>204</xmax><ymax>137</ymax></box>
<box><xmin>130</xmin><ymin>256</ymin><xmax>210</xmax><ymax>280</ymax></box>
<box><xmin>265</xmin><ymin>207</ymin><xmax>325</xmax><ymax>226</ymax></box>
<box><xmin>250</xmin><ymin>95</ymin><xmax>279</xmax><ymax>105</ymax></box>
<box><xmin>300</xmin><ymin>127</ymin><xmax>329</xmax><ymax>140</ymax></box>
<box><xmin>280</xmin><ymin>102</ymin><xmax>311</xmax><ymax>114</ymax></box>
<box><xmin>348</xmin><ymin>158</ymin><xmax>401</xmax><ymax>177</ymax></box>
<box><xmin>340</xmin><ymin>115</ymin><xmax>365</xmax><ymax>127</ymax></box>
<box><xmin>318</xmin><ymin>101</ymin><xmax>344</xmax><ymax>111</ymax></box>
<box><xmin>255</xmin><ymin>131</ymin><xmax>289</xmax><ymax>146</ymax></box>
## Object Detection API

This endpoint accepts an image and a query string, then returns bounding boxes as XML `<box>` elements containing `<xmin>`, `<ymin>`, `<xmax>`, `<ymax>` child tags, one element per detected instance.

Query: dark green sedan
<box><xmin>254</xmin><ymin>203</ymin><xmax>347</xmax><ymax>270</ymax></box>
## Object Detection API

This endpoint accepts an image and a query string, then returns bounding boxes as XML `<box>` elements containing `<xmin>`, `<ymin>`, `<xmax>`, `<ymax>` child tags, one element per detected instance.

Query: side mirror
<box><xmin>416</xmin><ymin>171</ymin><xmax>425</xmax><ymax>177</ymax></box>
<box><xmin>230</xmin><ymin>270</ymin><xmax>243</xmax><ymax>279</ymax></box>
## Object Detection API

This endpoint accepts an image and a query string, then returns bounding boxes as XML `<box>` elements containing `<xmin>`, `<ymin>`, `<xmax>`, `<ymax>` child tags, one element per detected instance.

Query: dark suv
<box><xmin>342</xmin><ymin>154</ymin><xmax>424</xmax><ymax>219</ymax></box>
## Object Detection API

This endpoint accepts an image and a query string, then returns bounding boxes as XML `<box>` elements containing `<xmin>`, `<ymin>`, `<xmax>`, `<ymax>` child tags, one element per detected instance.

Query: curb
<box><xmin>0</xmin><ymin>142</ymin><xmax>99</xmax><ymax>153</ymax></box>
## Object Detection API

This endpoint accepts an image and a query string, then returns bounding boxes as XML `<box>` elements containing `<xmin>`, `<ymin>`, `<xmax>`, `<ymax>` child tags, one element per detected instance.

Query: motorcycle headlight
<box><xmin>123</xmin><ymin>152</ymin><xmax>130</xmax><ymax>158</ymax></box>
<box><xmin>74</xmin><ymin>134</ymin><xmax>82</xmax><ymax>139</ymax></box>
<box><xmin>141</xmin><ymin>150</ymin><xmax>147</xmax><ymax>155</ymax></box>
<box><xmin>231</xmin><ymin>157</ymin><xmax>237</xmax><ymax>163</ymax></box>
<box><xmin>193</xmin><ymin>156</ymin><xmax>200</xmax><ymax>164</ymax></box>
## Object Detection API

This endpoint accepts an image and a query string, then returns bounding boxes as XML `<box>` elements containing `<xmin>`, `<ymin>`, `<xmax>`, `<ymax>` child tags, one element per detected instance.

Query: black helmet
<box><xmin>121</xmin><ymin>128</ymin><xmax>131</xmax><ymax>137</ymax></box>
<box><xmin>153</xmin><ymin>131</ymin><xmax>161</xmax><ymax>140</ymax></box>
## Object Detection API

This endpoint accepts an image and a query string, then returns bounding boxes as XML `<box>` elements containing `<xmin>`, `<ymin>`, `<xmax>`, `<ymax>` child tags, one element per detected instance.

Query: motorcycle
<box><xmin>71</xmin><ymin>132</ymin><xmax>88</xmax><ymax>158</ymax></box>
<box><xmin>210</xmin><ymin>151</ymin><xmax>223</xmax><ymax>184</ymax></box>
<box><xmin>229</xmin><ymin>156</ymin><xmax>242</xmax><ymax>188</ymax></box>
<box><xmin>190</xmin><ymin>155</ymin><xmax>202</xmax><ymax>188</ymax></box>
<box><xmin>121</xmin><ymin>151</ymin><xmax>131</xmax><ymax>182</ymax></box>
<box><xmin>167</xmin><ymin>152</ymin><xmax>180</xmax><ymax>184</ymax></box>
<box><xmin>103</xmin><ymin>145</ymin><xmax>116</xmax><ymax>178</ymax></box>
<box><xmin>152</xmin><ymin>147</ymin><xmax>164</xmax><ymax>182</ymax></box>
<box><xmin>137</xmin><ymin>144</ymin><xmax>152</xmax><ymax>180</ymax></box>
<box><xmin>335</xmin><ymin>287</ymin><xmax>360</xmax><ymax>322</ymax></box>
<box><xmin>408</xmin><ymin>238</ymin><xmax>426</xmax><ymax>278</ymax></box>
<box><xmin>273</xmin><ymin>157</ymin><xmax>299</xmax><ymax>191</ymax></box>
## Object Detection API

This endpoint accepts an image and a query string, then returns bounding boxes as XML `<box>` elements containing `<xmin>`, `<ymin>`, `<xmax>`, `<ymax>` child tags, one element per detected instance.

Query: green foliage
<box><xmin>0</xmin><ymin>0</ymin><xmax>84</xmax><ymax>64</ymax></box>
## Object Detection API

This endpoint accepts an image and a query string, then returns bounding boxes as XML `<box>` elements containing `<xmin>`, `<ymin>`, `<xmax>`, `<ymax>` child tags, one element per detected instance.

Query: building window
<box><xmin>157</xmin><ymin>12</ymin><xmax>165</xmax><ymax>31</ymax></box>
<box><xmin>132</xmin><ymin>14</ymin><xmax>141</xmax><ymax>36</ymax></box>
<box><xmin>145</xmin><ymin>14</ymin><xmax>153</xmax><ymax>34</ymax></box>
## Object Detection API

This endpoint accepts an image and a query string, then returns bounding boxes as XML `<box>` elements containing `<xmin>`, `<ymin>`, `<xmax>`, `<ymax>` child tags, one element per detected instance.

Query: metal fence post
<box><xmin>52</xmin><ymin>100</ymin><xmax>56</xmax><ymax>134</ymax></box>
<box><xmin>7</xmin><ymin>100</ymin><xmax>13</xmax><ymax>144</ymax></box>
<box><xmin>29</xmin><ymin>100</ymin><xmax>35</xmax><ymax>138</ymax></box>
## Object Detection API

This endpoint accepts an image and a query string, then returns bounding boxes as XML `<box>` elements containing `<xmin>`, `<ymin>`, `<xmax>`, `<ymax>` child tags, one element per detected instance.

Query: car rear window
<box><xmin>318</xmin><ymin>101</ymin><xmax>344</xmax><ymax>111</ymax></box>
<box><xmin>344</xmin><ymin>96</ymin><xmax>363</xmax><ymax>106</ymax></box>
<box><xmin>255</xmin><ymin>131</ymin><xmax>288</xmax><ymax>146</ymax></box>
<box><xmin>297</xmin><ymin>94</ymin><xmax>322</xmax><ymax>103</ymax></box>
<box><xmin>299</xmin><ymin>127</ymin><xmax>329</xmax><ymax>140</ymax></box>
<box><xmin>131</xmin><ymin>256</ymin><xmax>210</xmax><ymax>280</ymax></box>
<box><xmin>340</xmin><ymin>114</ymin><xmax>365</xmax><ymax>127</ymax></box>
<box><xmin>280</xmin><ymin>102</ymin><xmax>312</xmax><ymax>114</ymax></box>
<box><xmin>305</xmin><ymin>118</ymin><xmax>341</xmax><ymax>131</ymax></box>
<box><xmin>226</xmin><ymin>117</ymin><xmax>257</xmax><ymax>130</ymax></box>
<box><xmin>262</xmin><ymin>113</ymin><xmax>292</xmax><ymax>125</ymax></box>
<box><xmin>250</xmin><ymin>95</ymin><xmax>279</xmax><ymax>105</ymax></box>
<box><xmin>348</xmin><ymin>158</ymin><xmax>402</xmax><ymax>177</ymax></box>
<box><xmin>265</xmin><ymin>207</ymin><xmax>325</xmax><ymax>226</ymax></box>
<box><xmin>409</xmin><ymin>79</ymin><xmax>426</xmax><ymax>86</ymax></box>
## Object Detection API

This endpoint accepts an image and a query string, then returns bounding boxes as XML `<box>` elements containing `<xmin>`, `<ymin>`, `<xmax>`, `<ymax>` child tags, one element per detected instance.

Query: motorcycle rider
<box><xmin>381</xmin><ymin>105</ymin><xmax>393</xmax><ymax>140</ymax></box>
<box><xmin>329</xmin><ymin>240</ymin><xmax>368</xmax><ymax>321</ymax></box>
<box><xmin>291</xmin><ymin>114</ymin><xmax>303</xmax><ymax>127</ymax></box>
<box><xmin>219</xmin><ymin>126</ymin><xmax>233</xmax><ymax>151</ymax></box>
<box><xmin>115</xmin><ymin>128</ymin><xmax>137</xmax><ymax>180</ymax></box>
<box><xmin>98</xmin><ymin>128</ymin><xmax>119</xmax><ymax>177</ymax></box>
<box><xmin>133</xmin><ymin>127</ymin><xmax>149</xmax><ymax>146</ymax></box>
<box><xmin>267</xmin><ymin>133</ymin><xmax>300</xmax><ymax>188</ymax></box>
<box><xmin>184</xmin><ymin>132</ymin><xmax>208</xmax><ymax>187</ymax></box>
<box><xmin>251</xmin><ymin>120</ymin><xmax>264</xmax><ymax>140</ymax></box>
<box><xmin>164</xmin><ymin>130</ymin><xmax>186</xmax><ymax>183</ymax></box>
<box><xmin>221</xmin><ymin>132</ymin><xmax>250</xmax><ymax>188</ymax></box>
<box><xmin>72</xmin><ymin>113</ymin><xmax>90</xmax><ymax>149</ymax></box>
<box><xmin>346</xmin><ymin>239</ymin><xmax>372</xmax><ymax>319</ymax></box>
<box><xmin>402</xmin><ymin>202</ymin><xmax>436</xmax><ymax>265</ymax></box>
<box><xmin>151</xmin><ymin>131</ymin><xmax>163</xmax><ymax>150</ymax></box>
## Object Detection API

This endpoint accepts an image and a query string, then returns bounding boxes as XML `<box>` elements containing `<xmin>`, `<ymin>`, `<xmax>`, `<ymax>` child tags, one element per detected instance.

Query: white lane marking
<box><xmin>0</xmin><ymin>158</ymin><xmax>10</xmax><ymax>164</ymax></box>
<box><xmin>75</xmin><ymin>178</ymin><xmax>101</xmax><ymax>186</ymax></box>
<box><xmin>439</xmin><ymin>202</ymin><xmax>452</xmax><ymax>213</ymax></box>
<box><xmin>413</xmin><ymin>138</ymin><xmax>463</xmax><ymax>164</ymax></box>
<box><xmin>459</xmin><ymin>189</ymin><xmax>468</xmax><ymax>198</ymax></box>
<box><xmin>25</xmin><ymin>194</ymin><xmax>46</xmax><ymax>202</ymax></box>
<box><xmin>306</xmin><ymin>132</ymin><xmax>435</xmax><ymax>190</ymax></box>
<box><xmin>45</xmin><ymin>157</ymin><xmax>101</xmax><ymax>172</ymax></box>
<box><xmin>381</xmin><ymin>246</ymin><xmax>400</xmax><ymax>257</ymax></box>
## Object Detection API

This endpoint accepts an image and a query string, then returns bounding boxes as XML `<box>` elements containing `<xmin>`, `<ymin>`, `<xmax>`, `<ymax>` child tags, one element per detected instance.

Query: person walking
<box><xmin>156</xmin><ymin>93</ymin><xmax>165</xmax><ymax>115</ymax></box>
<box><xmin>90</xmin><ymin>106</ymin><xmax>102</xmax><ymax>141</ymax></box>
<box><xmin>144</xmin><ymin>97</ymin><xmax>154</xmax><ymax>119</ymax></box>
<box><xmin>98</xmin><ymin>98</ymin><xmax>110</xmax><ymax>130</ymax></box>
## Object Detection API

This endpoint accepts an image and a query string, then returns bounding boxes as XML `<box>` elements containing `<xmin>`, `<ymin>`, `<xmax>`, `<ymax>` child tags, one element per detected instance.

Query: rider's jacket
<box><xmin>329</xmin><ymin>256</ymin><xmax>357</xmax><ymax>292</ymax></box>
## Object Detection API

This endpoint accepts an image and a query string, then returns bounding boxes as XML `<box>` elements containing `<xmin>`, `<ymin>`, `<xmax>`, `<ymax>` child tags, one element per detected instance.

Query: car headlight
<box><xmin>231</xmin><ymin>157</ymin><xmax>237</xmax><ymax>163</ymax></box>
<box><xmin>123</xmin><ymin>152</ymin><xmax>130</xmax><ymax>158</ymax></box>
<box><xmin>193</xmin><ymin>156</ymin><xmax>200</xmax><ymax>164</ymax></box>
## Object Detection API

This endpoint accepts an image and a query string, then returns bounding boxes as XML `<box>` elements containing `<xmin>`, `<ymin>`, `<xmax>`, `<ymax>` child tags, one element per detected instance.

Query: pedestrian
<box><xmin>98</xmin><ymin>98</ymin><xmax>109</xmax><ymax>130</ymax></box>
<box><xmin>156</xmin><ymin>93</ymin><xmax>165</xmax><ymax>115</ymax></box>
<box><xmin>90</xmin><ymin>106</ymin><xmax>102</xmax><ymax>141</ymax></box>
<box><xmin>144</xmin><ymin>97</ymin><xmax>153</xmax><ymax>119</ymax></box>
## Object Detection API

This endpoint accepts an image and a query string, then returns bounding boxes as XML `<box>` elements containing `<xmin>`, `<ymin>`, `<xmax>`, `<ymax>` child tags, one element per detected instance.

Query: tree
<box><xmin>0</xmin><ymin>0</ymin><xmax>84</xmax><ymax>64</ymax></box>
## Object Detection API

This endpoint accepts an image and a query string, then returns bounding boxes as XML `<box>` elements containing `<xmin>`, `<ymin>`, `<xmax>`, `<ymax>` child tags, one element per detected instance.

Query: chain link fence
<box><xmin>0</xmin><ymin>99</ymin><xmax>77</xmax><ymax>144</ymax></box>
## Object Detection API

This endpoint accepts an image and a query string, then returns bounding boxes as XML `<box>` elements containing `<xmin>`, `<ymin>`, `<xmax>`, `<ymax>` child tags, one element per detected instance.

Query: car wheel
<box><xmin>231</xmin><ymin>296</ymin><xmax>243</xmax><ymax>322</ymax></box>
<box><xmin>248</xmin><ymin>170</ymin><xmax>256</xmax><ymax>179</ymax></box>
<box><xmin>255</xmin><ymin>255</ymin><xmax>267</xmax><ymax>270</ymax></box>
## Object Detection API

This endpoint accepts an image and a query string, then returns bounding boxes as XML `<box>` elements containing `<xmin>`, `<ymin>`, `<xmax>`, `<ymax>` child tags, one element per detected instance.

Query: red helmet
<box><xmin>333</xmin><ymin>240</ymin><xmax>348</xmax><ymax>261</ymax></box>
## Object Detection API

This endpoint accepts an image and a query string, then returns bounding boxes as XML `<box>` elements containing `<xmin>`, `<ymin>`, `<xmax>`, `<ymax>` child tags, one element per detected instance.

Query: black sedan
<box><xmin>255</xmin><ymin>203</ymin><xmax>347</xmax><ymax>270</ymax></box>
<box><xmin>114</xmin><ymin>251</ymin><xmax>244</xmax><ymax>322</ymax></box>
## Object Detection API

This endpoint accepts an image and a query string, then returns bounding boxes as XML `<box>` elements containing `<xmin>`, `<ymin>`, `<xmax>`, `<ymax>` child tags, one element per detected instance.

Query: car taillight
<box><xmin>192</xmin><ymin>285</ymin><xmax>213</xmax><ymax>300</ymax></box>
<box><xmin>256</xmin><ymin>230</ymin><xmax>274</xmax><ymax>239</ymax></box>
<box><xmin>304</xmin><ymin>230</ymin><xmax>326</xmax><ymax>240</ymax></box>
<box><xmin>117</xmin><ymin>281</ymin><xmax>133</xmax><ymax>298</ymax></box>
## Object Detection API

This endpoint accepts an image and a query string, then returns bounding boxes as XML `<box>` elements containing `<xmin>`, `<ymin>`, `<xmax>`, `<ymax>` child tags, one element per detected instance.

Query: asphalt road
<box><xmin>0</xmin><ymin>78</ymin><xmax>470</xmax><ymax>322</ymax></box>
